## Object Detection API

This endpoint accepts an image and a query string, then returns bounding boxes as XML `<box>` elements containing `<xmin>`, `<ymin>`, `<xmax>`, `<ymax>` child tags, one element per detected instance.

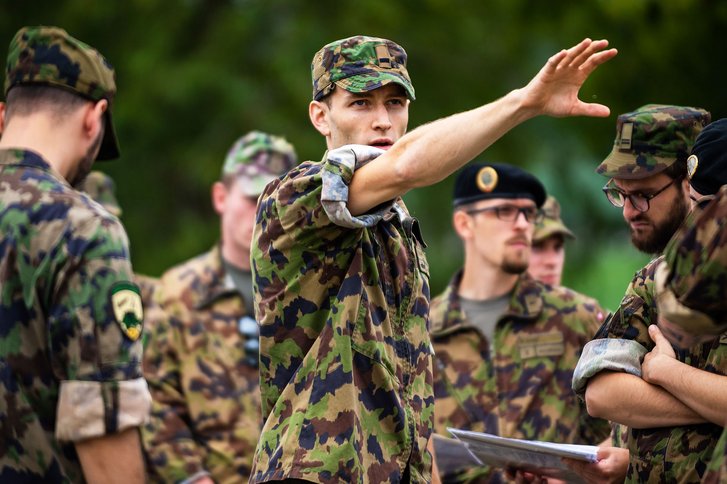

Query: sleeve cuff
<box><xmin>56</xmin><ymin>377</ymin><xmax>151</xmax><ymax>442</ymax></box>
<box><xmin>321</xmin><ymin>144</ymin><xmax>394</xmax><ymax>228</ymax></box>
<box><xmin>571</xmin><ymin>338</ymin><xmax>647</xmax><ymax>398</ymax></box>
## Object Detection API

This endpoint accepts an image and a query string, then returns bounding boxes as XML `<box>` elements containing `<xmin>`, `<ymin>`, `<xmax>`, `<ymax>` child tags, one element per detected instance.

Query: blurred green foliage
<box><xmin>2</xmin><ymin>0</ymin><xmax>725</xmax><ymax>310</ymax></box>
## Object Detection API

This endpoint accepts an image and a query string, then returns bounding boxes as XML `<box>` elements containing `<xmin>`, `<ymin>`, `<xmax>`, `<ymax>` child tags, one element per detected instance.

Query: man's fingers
<box><xmin>568</xmin><ymin>38</ymin><xmax>608</xmax><ymax>68</ymax></box>
<box><xmin>572</xmin><ymin>101</ymin><xmax>611</xmax><ymax>118</ymax></box>
<box><xmin>578</xmin><ymin>48</ymin><xmax>618</xmax><ymax>76</ymax></box>
<box><xmin>649</xmin><ymin>324</ymin><xmax>667</xmax><ymax>346</ymax></box>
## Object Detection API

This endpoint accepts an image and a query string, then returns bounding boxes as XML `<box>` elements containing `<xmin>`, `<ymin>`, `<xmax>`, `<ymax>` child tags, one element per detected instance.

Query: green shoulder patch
<box><xmin>110</xmin><ymin>281</ymin><xmax>144</xmax><ymax>341</ymax></box>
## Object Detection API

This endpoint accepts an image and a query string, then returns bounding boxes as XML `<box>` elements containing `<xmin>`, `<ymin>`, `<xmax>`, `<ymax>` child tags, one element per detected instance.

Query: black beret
<box><xmin>453</xmin><ymin>162</ymin><xmax>547</xmax><ymax>208</ymax></box>
<box><xmin>688</xmin><ymin>119</ymin><xmax>727</xmax><ymax>196</ymax></box>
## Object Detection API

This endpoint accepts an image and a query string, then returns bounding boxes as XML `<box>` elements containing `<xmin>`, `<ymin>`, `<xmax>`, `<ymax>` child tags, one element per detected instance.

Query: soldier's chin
<box><xmin>502</xmin><ymin>260</ymin><xmax>528</xmax><ymax>275</ymax></box>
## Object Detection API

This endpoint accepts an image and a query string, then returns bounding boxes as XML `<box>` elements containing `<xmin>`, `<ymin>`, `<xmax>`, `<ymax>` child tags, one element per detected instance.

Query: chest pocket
<box><xmin>517</xmin><ymin>331</ymin><xmax>565</xmax><ymax>359</ymax></box>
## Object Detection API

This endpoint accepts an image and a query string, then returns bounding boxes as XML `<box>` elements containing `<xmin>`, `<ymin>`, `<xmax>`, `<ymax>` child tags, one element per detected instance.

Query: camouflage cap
<box><xmin>596</xmin><ymin>104</ymin><xmax>711</xmax><ymax>180</ymax></box>
<box><xmin>4</xmin><ymin>26</ymin><xmax>120</xmax><ymax>161</ymax></box>
<box><xmin>656</xmin><ymin>185</ymin><xmax>727</xmax><ymax>335</ymax></box>
<box><xmin>221</xmin><ymin>130</ymin><xmax>298</xmax><ymax>197</ymax></box>
<box><xmin>534</xmin><ymin>196</ymin><xmax>575</xmax><ymax>243</ymax></box>
<box><xmin>311</xmin><ymin>35</ymin><xmax>415</xmax><ymax>101</ymax></box>
<box><xmin>78</xmin><ymin>170</ymin><xmax>122</xmax><ymax>217</ymax></box>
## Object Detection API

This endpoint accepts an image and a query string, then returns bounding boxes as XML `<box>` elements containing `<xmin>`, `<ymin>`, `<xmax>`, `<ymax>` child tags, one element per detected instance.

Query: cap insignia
<box><xmin>476</xmin><ymin>166</ymin><xmax>498</xmax><ymax>193</ymax></box>
<box><xmin>687</xmin><ymin>154</ymin><xmax>699</xmax><ymax>180</ymax></box>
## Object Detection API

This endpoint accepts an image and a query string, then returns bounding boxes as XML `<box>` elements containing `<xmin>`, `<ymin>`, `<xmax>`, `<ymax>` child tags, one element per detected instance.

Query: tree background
<box><xmin>2</xmin><ymin>0</ymin><xmax>726</xmax><ymax>310</ymax></box>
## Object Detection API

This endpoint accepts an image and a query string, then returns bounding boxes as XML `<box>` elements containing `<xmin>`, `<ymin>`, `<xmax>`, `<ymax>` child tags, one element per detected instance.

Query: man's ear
<box><xmin>211</xmin><ymin>181</ymin><xmax>228</xmax><ymax>215</ymax></box>
<box><xmin>452</xmin><ymin>209</ymin><xmax>472</xmax><ymax>240</ymax></box>
<box><xmin>84</xmin><ymin>99</ymin><xmax>108</xmax><ymax>141</ymax></box>
<box><xmin>0</xmin><ymin>102</ymin><xmax>6</xmax><ymax>136</ymax></box>
<box><xmin>309</xmin><ymin>100</ymin><xmax>331</xmax><ymax>137</ymax></box>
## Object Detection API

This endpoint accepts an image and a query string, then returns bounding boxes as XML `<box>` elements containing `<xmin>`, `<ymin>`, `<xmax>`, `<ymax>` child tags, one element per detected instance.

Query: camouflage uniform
<box><xmin>143</xmin><ymin>245</ymin><xmax>261</xmax><ymax>483</ymax></box>
<box><xmin>431</xmin><ymin>271</ymin><xmax>609</xmax><ymax>482</ymax></box>
<box><xmin>573</xmin><ymin>105</ymin><xmax>724</xmax><ymax>483</ymax></box>
<box><xmin>657</xmin><ymin>162</ymin><xmax>727</xmax><ymax>484</ymax></box>
<box><xmin>141</xmin><ymin>131</ymin><xmax>297</xmax><ymax>483</ymax></box>
<box><xmin>0</xmin><ymin>27</ymin><xmax>150</xmax><ymax>482</ymax></box>
<box><xmin>251</xmin><ymin>147</ymin><xmax>433</xmax><ymax>482</ymax></box>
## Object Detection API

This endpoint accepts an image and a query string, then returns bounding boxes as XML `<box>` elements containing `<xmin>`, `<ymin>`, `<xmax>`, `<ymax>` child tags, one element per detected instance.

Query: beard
<box><xmin>502</xmin><ymin>253</ymin><xmax>529</xmax><ymax>275</ymax></box>
<box><xmin>629</xmin><ymin>193</ymin><xmax>689</xmax><ymax>254</ymax></box>
<box><xmin>70</xmin><ymin>128</ymin><xmax>104</xmax><ymax>188</ymax></box>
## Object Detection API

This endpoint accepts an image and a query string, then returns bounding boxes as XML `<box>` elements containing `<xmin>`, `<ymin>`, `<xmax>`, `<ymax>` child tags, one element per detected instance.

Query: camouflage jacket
<box><xmin>573</xmin><ymin>258</ymin><xmax>727</xmax><ymax>483</ymax></box>
<box><xmin>0</xmin><ymin>149</ymin><xmax>150</xmax><ymax>482</ymax></box>
<box><xmin>250</xmin><ymin>151</ymin><xmax>433</xmax><ymax>484</ymax></box>
<box><xmin>704</xmin><ymin>426</ymin><xmax>727</xmax><ymax>484</ymax></box>
<box><xmin>142</xmin><ymin>245</ymin><xmax>261</xmax><ymax>483</ymax></box>
<box><xmin>431</xmin><ymin>270</ymin><xmax>609</xmax><ymax>483</ymax></box>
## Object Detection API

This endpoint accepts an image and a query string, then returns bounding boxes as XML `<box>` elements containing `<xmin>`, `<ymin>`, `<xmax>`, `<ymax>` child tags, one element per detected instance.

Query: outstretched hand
<box><xmin>520</xmin><ymin>38</ymin><xmax>617</xmax><ymax>118</ymax></box>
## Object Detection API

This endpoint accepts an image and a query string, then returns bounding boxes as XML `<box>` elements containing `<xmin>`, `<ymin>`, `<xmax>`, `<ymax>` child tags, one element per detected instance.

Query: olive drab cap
<box><xmin>656</xmin><ymin>185</ymin><xmax>727</xmax><ymax>335</ymax></box>
<box><xmin>534</xmin><ymin>195</ymin><xmax>575</xmax><ymax>243</ymax></box>
<box><xmin>78</xmin><ymin>171</ymin><xmax>122</xmax><ymax>217</ymax></box>
<box><xmin>221</xmin><ymin>130</ymin><xmax>298</xmax><ymax>197</ymax></box>
<box><xmin>311</xmin><ymin>35</ymin><xmax>415</xmax><ymax>101</ymax></box>
<box><xmin>4</xmin><ymin>26</ymin><xmax>120</xmax><ymax>160</ymax></box>
<box><xmin>596</xmin><ymin>104</ymin><xmax>711</xmax><ymax>179</ymax></box>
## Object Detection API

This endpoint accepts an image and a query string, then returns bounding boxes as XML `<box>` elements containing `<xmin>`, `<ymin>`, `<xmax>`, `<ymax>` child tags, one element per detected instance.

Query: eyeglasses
<box><xmin>237</xmin><ymin>316</ymin><xmax>259</xmax><ymax>368</ymax></box>
<box><xmin>690</xmin><ymin>193</ymin><xmax>716</xmax><ymax>207</ymax></box>
<box><xmin>465</xmin><ymin>204</ymin><xmax>543</xmax><ymax>224</ymax></box>
<box><xmin>602</xmin><ymin>178</ymin><xmax>677</xmax><ymax>213</ymax></box>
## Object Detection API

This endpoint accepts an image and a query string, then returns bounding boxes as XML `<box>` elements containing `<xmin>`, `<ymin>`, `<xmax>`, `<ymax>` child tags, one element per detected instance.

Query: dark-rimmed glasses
<box><xmin>602</xmin><ymin>178</ymin><xmax>677</xmax><ymax>213</ymax></box>
<box><xmin>465</xmin><ymin>204</ymin><xmax>543</xmax><ymax>224</ymax></box>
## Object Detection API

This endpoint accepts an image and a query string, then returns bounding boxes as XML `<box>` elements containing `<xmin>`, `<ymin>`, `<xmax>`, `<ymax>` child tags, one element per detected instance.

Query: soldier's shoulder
<box><xmin>539</xmin><ymin>283</ymin><xmax>607</xmax><ymax>323</ymax></box>
<box><xmin>159</xmin><ymin>249</ymin><xmax>217</xmax><ymax>301</ymax></box>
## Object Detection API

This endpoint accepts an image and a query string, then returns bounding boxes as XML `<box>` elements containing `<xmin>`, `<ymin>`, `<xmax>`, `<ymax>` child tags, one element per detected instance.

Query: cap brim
<box><xmin>335</xmin><ymin>73</ymin><xmax>416</xmax><ymax>101</ymax></box>
<box><xmin>596</xmin><ymin>148</ymin><xmax>673</xmax><ymax>179</ymax></box>
<box><xmin>239</xmin><ymin>174</ymin><xmax>277</xmax><ymax>198</ymax></box>
<box><xmin>96</xmin><ymin>110</ymin><xmax>120</xmax><ymax>161</ymax></box>
<box><xmin>534</xmin><ymin>223</ymin><xmax>575</xmax><ymax>242</ymax></box>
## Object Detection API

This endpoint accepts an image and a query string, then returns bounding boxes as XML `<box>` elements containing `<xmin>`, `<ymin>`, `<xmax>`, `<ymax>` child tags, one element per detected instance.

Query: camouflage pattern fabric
<box><xmin>250</xmin><ymin>149</ymin><xmax>433</xmax><ymax>483</ymax></box>
<box><xmin>78</xmin><ymin>170</ymin><xmax>123</xmax><ymax>217</ymax></box>
<box><xmin>221</xmin><ymin>130</ymin><xmax>298</xmax><ymax>197</ymax></box>
<box><xmin>573</xmin><ymin>259</ymin><xmax>727</xmax><ymax>483</ymax></box>
<box><xmin>595</xmin><ymin>104</ymin><xmax>710</xmax><ymax>180</ymax></box>
<box><xmin>658</xmin><ymin>185</ymin><xmax>727</xmax><ymax>336</ymax></box>
<box><xmin>5</xmin><ymin>26</ymin><xmax>120</xmax><ymax>160</ymax></box>
<box><xmin>533</xmin><ymin>195</ymin><xmax>574</xmax><ymax>243</ymax></box>
<box><xmin>311</xmin><ymin>35</ymin><xmax>415</xmax><ymax>101</ymax></box>
<box><xmin>431</xmin><ymin>271</ymin><xmax>610</xmax><ymax>483</ymax></box>
<box><xmin>703</xmin><ymin>426</ymin><xmax>727</xmax><ymax>484</ymax></box>
<box><xmin>142</xmin><ymin>245</ymin><xmax>261</xmax><ymax>483</ymax></box>
<box><xmin>0</xmin><ymin>149</ymin><xmax>150</xmax><ymax>482</ymax></box>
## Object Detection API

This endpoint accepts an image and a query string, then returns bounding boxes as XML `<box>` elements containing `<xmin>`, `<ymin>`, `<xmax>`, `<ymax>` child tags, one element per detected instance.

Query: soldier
<box><xmin>528</xmin><ymin>195</ymin><xmax>575</xmax><ymax>286</ymax></box>
<box><xmin>142</xmin><ymin>131</ymin><xmax>297</xmax><ymax>483</ymax></box>
<box><xmin>655</xmin><ymin>175</ymin><xmax>727</xmax><ymax>484</ymax></box>
<box><xmin>249</xmin><ymin>34</ymin><xmax>615</xmax><ymax>484</ymax></box>
<box><xmin>572</xmin><ymin>108</ymin><xmax>727</xmax><ymax>483</ymax></box>
<box><xmin>0</xmin><ymin>26</ymin><xmax>150</xmax><ymax>482</ymax></box>
<box><xmin>430</xmin><ymin>163</ymin><xmax>609</xmax><ymax>482</ymax></box>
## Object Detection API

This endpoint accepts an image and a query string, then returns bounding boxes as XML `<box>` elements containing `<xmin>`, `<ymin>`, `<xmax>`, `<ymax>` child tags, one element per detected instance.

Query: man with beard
<box><xmin>430</xmin><ymin>163</ymin><xmax>609</xmax><ymax>483</ymax></box>
<box><xmin>571</xmin><ymin>107</ymin><xmax>727</xmax><ymax>483</ymax></box>
<box><xmin>0</xmin><ymin>27</ymin><xmax>151</xmax><ymax>482</ymax></box>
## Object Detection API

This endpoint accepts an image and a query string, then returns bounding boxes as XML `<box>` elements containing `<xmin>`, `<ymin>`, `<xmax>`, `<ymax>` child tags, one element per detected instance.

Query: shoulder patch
<box><xmin>110</xmin><ymin>281</ymin><xmax>144</xmax><ymax>341</ymax></box>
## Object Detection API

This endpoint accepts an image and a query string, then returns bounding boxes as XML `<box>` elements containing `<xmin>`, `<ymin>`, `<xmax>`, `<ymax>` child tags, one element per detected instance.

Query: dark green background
<box><xmin>3</xmin><ymin>0</ymin><xmax>725</xmax><ymax>310</ymax></box>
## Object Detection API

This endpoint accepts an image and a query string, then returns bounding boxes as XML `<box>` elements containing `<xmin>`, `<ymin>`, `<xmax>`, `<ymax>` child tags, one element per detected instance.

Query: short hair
<box><xmin>4</xmin><ymin>85</ymin><xmax>89</xmax><ymax>121</ymax></box>
<box><xmin>662</xmin><ymin>158</ymin><xmax>688</xmax><ymax>181</ymax></box>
